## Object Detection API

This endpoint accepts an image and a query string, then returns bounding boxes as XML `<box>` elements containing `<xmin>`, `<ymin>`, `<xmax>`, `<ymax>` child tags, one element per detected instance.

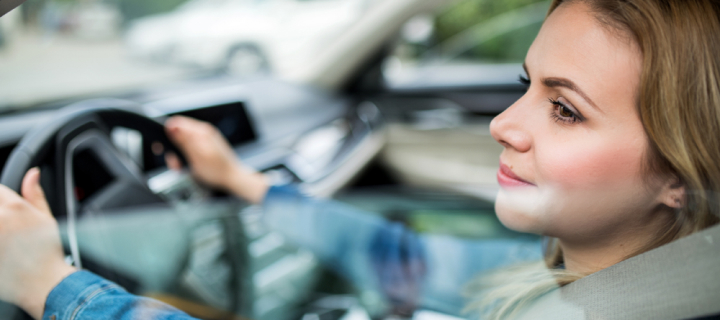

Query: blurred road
<box><xmin>0</xmin><ymin>33</ymin><xmax>194</xmax><ymax>108</ymax></box>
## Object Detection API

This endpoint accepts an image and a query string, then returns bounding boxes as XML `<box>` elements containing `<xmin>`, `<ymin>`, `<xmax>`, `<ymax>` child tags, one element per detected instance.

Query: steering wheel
<box><xmin>0</xmin><ymin>99</ymin><xmax>245</xmax><ymax>318</ymax></box>
<box><xmin>1</xmin><ymin>98</ymin><xmax>180</xmax><ymax>210</ymax></box>
<box><xmin>2</xmin><ymin>99</ymin><xmax>179</xmax><ymax>267</ymax></box>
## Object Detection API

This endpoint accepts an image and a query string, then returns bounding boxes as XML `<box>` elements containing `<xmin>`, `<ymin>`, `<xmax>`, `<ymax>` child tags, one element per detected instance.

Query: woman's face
<box><xmin>490</xmin><ymin>2</ymin><xmax>671</xmax><ymax>245</ymax></box>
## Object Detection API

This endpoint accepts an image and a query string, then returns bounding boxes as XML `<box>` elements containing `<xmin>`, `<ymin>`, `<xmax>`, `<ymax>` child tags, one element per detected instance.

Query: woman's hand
<box><xmin>0</xmin><ymin>168</ymin><xmax>77</xmax><ymax>319</ymax></box>
<box><xmin>165</xmin><ymin>116</ymin><xmax>270</xmax><ymax>204</ymax></box>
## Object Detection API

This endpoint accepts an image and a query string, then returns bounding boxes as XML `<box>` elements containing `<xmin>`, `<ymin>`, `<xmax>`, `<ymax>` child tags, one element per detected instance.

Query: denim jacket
<box><xmin>43</xmin><ymin>185</ymin><xmax>542</xmax><ymax>320</ymax></box>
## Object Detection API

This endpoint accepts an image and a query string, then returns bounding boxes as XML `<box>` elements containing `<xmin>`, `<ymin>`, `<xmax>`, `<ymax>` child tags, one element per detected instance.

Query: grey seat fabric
<box><xmin>514</xmin><ymin>223</ymin><xmax>720</xmax><ymax>320</ymax></box>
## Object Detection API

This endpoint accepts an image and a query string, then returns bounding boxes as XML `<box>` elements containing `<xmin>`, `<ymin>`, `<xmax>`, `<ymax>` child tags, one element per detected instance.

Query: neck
<box><xmin>559</xmin><ymin>239</ymin><xmax>635</xmax><ymax>274</ymax></box>
<box><xmin>559</xmin><ymin>209</ymin><xmax>674</xmax><ymax>274</ymax></box>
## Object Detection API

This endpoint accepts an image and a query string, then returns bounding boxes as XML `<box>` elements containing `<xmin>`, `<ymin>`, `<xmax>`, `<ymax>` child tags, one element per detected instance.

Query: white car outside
<box><xmin>125</xmin><ymin>0</ymin><xmax>372</xmax><ymax>76</ymax></box>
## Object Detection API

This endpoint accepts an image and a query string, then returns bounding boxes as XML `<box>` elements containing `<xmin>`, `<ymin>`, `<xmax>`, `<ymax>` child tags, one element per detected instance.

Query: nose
<box><xmin>490</xmin><ymin>98</ymin><xmax>532</xmax><ymax>153</ymax></box>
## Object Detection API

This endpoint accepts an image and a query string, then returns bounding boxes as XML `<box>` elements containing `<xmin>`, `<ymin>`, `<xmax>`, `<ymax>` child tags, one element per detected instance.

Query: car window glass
<box><xmin>383</xmin><ymin>0</ymin><xmax>550</xmax><ymax>88</ymax></box>
<box><xmin>0</xmin><ymin>0</ymin><xmax>377</xmax><ymax>110</ymax></box>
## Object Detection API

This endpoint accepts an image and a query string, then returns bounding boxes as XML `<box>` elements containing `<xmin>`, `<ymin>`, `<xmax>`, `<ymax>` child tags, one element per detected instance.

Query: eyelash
<box><xmin>517</xmin><ymin>74</ymin><xmax>582</xmax><ymax>124</ymax></box>
<box><xmin>549</xmin><ymin>98</ymin><xmax>582</xmax><ymax>124</ymax></box>
<box><xmin>518</xmin><ymin>75</ymin><xmax>530</xmax><ymax>88</ymax></box>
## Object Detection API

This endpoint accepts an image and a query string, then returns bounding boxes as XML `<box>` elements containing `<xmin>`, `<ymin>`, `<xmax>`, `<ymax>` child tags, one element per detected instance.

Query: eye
<box><xmin>558</xmin><ymin>104</ymin><xmax>574</xmax><ymax>118</ymax></box>
<box><xmin>549</xmin><ymin>98</ymin><xmax>582</xmax><ymax>124</ymax></box>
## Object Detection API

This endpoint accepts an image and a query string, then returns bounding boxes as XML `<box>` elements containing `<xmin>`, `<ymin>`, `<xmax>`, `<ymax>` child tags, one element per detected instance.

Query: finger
<box><xmin>164</xmin><ymin>152</ymin><xmax>183</xmax><ymax>171</ymax></box>
<box><xmin>165</xmin><ymin>116</ymin><xmax>204</xmax><ymax>135</ymax></box>
<box><xmin>164</xmin><ymin>116</ymin><xmax>186</xmax><ymax>144</ymax></box>
<box><xmin>165</xmin><ymin>115</ymin><xmax>198</xmax><ymax>126</ymax></box>
<box><xmin>21</xmin><ymin>167</ymin><xmax>51</xmax><ymax>214</ymax></box>
<box><xmin>164</xmin><ymin>116</ymin><xmax>200</xmax><ymax>152</ymax></box>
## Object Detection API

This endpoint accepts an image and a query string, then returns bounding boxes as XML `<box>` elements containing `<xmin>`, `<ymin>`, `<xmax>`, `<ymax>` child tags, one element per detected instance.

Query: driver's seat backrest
<box><xmin>513</xmin><ymin>223</ymin><xmax>720</xmax><ymax>320</ymax></box>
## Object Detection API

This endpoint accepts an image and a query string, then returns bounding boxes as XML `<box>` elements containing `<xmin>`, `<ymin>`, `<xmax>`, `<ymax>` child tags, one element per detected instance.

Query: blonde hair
<box><xmin>471</xmin><ymin>0</ymin><xmax>720</xmax><ymax>318</ymax></box>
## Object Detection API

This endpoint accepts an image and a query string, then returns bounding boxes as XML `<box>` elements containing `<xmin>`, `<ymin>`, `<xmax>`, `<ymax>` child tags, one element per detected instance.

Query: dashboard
<box><xmin>0</xmin><ymin>77</ymin><xmax>383</xmax><ymax>199</ymax></box>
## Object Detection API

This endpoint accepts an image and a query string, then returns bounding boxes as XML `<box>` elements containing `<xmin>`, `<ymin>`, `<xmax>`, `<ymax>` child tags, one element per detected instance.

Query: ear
<box><xmin>657</xmin><ymin>174</ymin><xmax>685</xmax><ymax>209</ymax></box>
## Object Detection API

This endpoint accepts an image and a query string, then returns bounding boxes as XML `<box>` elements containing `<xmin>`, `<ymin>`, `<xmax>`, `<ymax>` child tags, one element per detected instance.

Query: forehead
<box><xmin>526</xmin><ymin>2</ymin><xmax>641</xmax><ymax>112</ymax></box>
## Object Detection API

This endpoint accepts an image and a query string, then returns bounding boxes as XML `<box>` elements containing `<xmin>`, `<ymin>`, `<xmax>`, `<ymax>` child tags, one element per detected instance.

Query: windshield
<box><xmin>0</xmin><ymin>0</ymin><xmax>376</xmax><ymax>109</ymax></box>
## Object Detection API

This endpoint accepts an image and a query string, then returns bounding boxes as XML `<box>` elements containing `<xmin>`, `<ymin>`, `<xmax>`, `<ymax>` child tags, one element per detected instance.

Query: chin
<box><xmin>494</xmin><ymin>187</ymin><xmax>549</xmax><ymax>234</ymax></box>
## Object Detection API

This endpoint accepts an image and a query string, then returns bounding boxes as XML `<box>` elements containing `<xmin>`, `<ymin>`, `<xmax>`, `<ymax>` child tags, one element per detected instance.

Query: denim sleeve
<box><xmin>44</xmin><ymin>270</ymin><xmax>196</xmax><ymax>320</ymax></box>
<box><xmin>262</xmin><ymin>185</ymin><xmax>543</xmax><ymax>316</ymax></box>
<box><xmin>263</xmin><ymin>185</ymin><xmax>389</xmax><ymax>288</ymax></box>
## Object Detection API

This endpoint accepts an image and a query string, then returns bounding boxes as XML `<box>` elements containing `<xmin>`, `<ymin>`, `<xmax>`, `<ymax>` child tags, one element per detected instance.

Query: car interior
<box><xmin>0</xmin><ymin>0</ymin><xmax>718</xmax><ymax>319</ymax></box>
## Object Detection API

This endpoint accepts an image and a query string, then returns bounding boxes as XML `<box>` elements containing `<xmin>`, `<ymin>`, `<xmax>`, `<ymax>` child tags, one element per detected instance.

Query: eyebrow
<box><xmin>522</xmin><ymin>63</ymin><xmax>602</xmax><ymax>113</ymax></box>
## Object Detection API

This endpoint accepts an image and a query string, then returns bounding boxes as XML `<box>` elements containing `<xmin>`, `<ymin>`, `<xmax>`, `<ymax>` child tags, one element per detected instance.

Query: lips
<box><xmin>497</xmin><ymin>163</ymin><xmax>535</xmax><ymax>188</ymax></box>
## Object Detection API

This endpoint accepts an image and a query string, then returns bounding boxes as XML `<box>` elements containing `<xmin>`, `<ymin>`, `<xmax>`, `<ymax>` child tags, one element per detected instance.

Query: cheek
<box><xmin>494</xmin><ymin>131</ymin><xmax>654</xmax><ymax>236</ymax></box>
<box><xmin>538</xmin><ymin>132</ymin><xmax>647</xmax><ymax>191</ymax></box>
<box><xmin>532</xmin><ymin>134</ymin><xmax>658</xmax><ymax>237</ymax></box>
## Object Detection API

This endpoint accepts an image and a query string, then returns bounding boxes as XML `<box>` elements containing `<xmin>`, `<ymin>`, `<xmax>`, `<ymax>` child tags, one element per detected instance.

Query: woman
<box><xmin>0</xmin><ymin>0</ymin><xmax>718</xmax><ymax>319</ymax></box>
